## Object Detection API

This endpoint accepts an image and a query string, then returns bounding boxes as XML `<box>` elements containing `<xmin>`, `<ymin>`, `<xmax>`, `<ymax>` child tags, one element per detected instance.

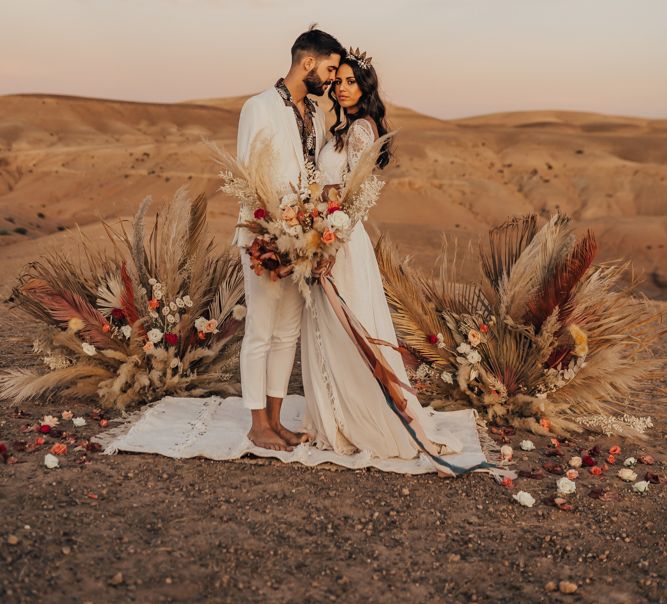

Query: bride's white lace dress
<box><xmin>300</xmin><ymin>118</ymin><xmax>465</xmax><ymax>459</ymax></box>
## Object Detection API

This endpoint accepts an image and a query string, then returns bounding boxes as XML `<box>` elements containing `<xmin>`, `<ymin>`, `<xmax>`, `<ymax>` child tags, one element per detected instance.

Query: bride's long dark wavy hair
<box><xmin>329</xmin><ymin>57</ymin><xmax>393</xmax><ymax>169</ymax></box>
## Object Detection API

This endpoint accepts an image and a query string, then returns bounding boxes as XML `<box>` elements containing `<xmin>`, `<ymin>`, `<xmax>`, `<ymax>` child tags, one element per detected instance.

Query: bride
<box><xmin>301</xmin><ymin>49</ymin><xmax>467</xmax><ymax>467</ymax></box>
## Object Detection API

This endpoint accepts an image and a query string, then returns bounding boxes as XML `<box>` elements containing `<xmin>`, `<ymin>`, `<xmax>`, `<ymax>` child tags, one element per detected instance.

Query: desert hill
<box><xmin>0</xmin><ymin>92</ymin><xmax>665</xmax><ymax>298</ymax></box>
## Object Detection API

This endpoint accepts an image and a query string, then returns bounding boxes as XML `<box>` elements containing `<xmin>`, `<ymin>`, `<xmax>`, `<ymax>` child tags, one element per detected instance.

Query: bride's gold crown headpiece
<box><xmin>347</xmin><ymin>47</ymin><xmax>372</xmax><ymax>70</ymax></box>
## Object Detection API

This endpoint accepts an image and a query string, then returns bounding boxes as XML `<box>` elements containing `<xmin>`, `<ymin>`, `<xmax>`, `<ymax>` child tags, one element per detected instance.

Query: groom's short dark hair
<box><xmin>291</xmin><ymin>24</ymin><xmax>345</xmax><ymax>64</ymax></box>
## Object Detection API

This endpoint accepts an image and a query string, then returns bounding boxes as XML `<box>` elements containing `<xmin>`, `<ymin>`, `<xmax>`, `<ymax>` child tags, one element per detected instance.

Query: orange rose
<box><xmin>99</xmin><ymin>419</ymin><xmax>109</xmax><ymax>428</ymax></box>
<box><xmin>102</xmin><ymin>324</ymin><xmax>111</xmax><ymax>333</ymax></box>
<box><xmin>198</xmin><ymin>331</ymin><xmax>206</xmax><ymax>340</ymax></box>
<box><xmin>322</xmin><ymin>230</ymin><xmax>336</xmax><ymax>245</ymax></box>
<box><xmin>609</xmin><ymin>445</ymin><xmax>621</xmax><ymax>455</ymax></box>
<box><xmin>35</xmin><ymin>437</ymin><xmax>46</xmax><ymax>446</ymax></box>
<box><xmin>566</xmin><ymin>469</ymin><xmax>578</xmax><ymax>480</ymax></box>
<box><xmin>607</xmin><ymin>454</ymin><xmax>616</xmax><ymax>464</ymax></box>
<box><xmin>590</xmin><ymin>466</ymin><xmax>602</xmax><ymax>476</ymax></box>
<box><xmin>50</xmin><ymin>443</ymin><xmax>68</xmax><ymax>455</ymax></box>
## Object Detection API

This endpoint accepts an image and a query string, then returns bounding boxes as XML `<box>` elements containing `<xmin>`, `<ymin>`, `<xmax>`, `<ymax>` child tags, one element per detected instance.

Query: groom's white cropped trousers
<box><xmin>239</xmin><ymin>252</ymin><xmax>304</xmax><ymax>409</ymax></box>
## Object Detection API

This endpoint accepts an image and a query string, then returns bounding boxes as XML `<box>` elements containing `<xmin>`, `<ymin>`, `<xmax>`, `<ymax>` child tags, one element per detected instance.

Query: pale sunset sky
<box><xmin>1</xmin><ymin>0</ymin><xmax>665</xmax><ymax>120</ymax></box>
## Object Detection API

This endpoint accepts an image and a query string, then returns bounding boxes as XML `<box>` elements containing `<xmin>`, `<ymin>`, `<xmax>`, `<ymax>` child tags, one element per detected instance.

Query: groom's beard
<box><xmin>304</xmin><ymin>68</ymin><xmax>328</xmax><ymax>96</ymax></box>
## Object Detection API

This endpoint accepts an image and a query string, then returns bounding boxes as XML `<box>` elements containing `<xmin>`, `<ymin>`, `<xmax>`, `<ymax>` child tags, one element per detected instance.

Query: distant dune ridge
<box><xmin>0</xmin><ymin>93</ymin><xmax>665</xmax><ymax>299</ymax></box>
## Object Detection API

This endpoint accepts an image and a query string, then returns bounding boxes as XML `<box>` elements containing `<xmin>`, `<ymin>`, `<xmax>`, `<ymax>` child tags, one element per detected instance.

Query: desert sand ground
<box><xmin>0</xmin><ymin>94</ymin><xmax>666</xmax><ymax>603</ymax></box>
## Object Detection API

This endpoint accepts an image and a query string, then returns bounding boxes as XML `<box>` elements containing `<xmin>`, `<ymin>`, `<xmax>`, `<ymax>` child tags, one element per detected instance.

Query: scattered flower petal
<box><xmin>44</xmin><ymin>453</ymin><xmax>59</xmax><ymax>469</ymax></box>
<box><xmin>519</xmin><ymin>440</ymin><xmax>535</xmax><ymax>451</ymax></box>
<box><xmin>618</xmin><ymin>468</ymin><xmax>637</xmax><ymax>482</ymax></box>
<box><xmin>513</xmin><ymin>491</ymin><xmax>535</xmax><ymax>507</ymax></box>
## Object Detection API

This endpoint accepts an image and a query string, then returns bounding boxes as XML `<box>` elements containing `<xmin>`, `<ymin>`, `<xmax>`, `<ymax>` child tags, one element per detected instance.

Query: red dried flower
<box><xmin>111</xmin><ymin>308</ymin><xmax>125</xmax><ymax>321</ymax></box>
<box><xmin>0</xmin><ymin>442</ymin><xmax>7</xmax><ymax>455</ymax></box>
<box><xmin>582</xmin><ymin>454</ymin><xmax>596</xmax><ymax>467</ymax></box>
<box><xmin>164</xmin><ymin>332</ymin><xmax>178</xmax><ymax>346</ymax></box>
<box><xmin>480</xmin><ymin>323</ymin><xmax>489</xmax><ymax>334</ymax></box>
<box><xmin>427</xmin><ymin>334</ymin><xmax>438</xmax><ymax>344</ymax></box>
<box><xmin>253</xmin><ymin>208</ymin><xmax>266</xmax><ymax>220</ymax></box>
<box><xmin>39</xmin><ymin>424</ymin><xmax>51</xmax><ymax>434</ymax></box>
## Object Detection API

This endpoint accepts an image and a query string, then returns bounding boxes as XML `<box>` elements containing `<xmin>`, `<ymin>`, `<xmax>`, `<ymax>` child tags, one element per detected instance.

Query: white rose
<box><xmin>44</xmin><ymin>454</ymin><xmax>59</xmax><ymax>469</ymax></box>
<box><xmin>519</xmin><ymin>440</ymin><xmax>535</xmax><ymax>451</ymax></box>
<box><xmin>440</xmin><ymin>371</ymin><xmax>453</xmax><ymax>385</ymax></box>
<box><xmin>194</xmin><ymin>317</ymin><xmax>208</xmax><ymax>332</ymax></box>
<box><xmin>500</xmin><ymin>445</ymin><xmax>513</xmax><ymax>461</ymax></box>
<box><xmin>456</xmin><ymin>342</ymin><xmax>472</xmax><ymax>355</ymax></box>
<box><xmin>121</xmin><ymin>325</ymin><xmax>132</xmax><ymax>339</ymax></box>
<box><xmin>232</xmin><ymin>305</ymin><xmax>247</xmax><ymax>321</ymax></box>
<box><xmin>623</xmin><ymin>457</ymin><xmax>637</xmax><ymax>467</ymax></box>
<box><xmin>72</xmin><ymin>417</ymin><xmax>87</xmax><ymax>427</ymax></box>
<box><xmin>82</xmin><ymin>343</ymin><xmax>96</xmax><ymax>356</ymax></box>
<box><xmin>326</xmin><ymin>210</ymin><xmax>351</xmax><ymax>232</ymax></box>
<box><xmin>513</xmin><ymin>491</ymin><xmax>535</xmax><ymax>507</ymax></box>
<box><xmin>280</xmin><ymin>193</ymin><xmax>298</xmax><ymax>209</ymax></box>
<box><xmin>632</xmin><ymin>481</ymin><xmax>650</xmax><ymax>494</ymax></box>
<box><xmin>568</xmin><ymin>456</ymin><xmax>582</xmax><ymax>468</ymax></box>
<box><xmin>556</xmin><ymin>477</ymin><xmax>576</xmax><ymax>495</ymax></box>
<box><xmin>466</xmin><ymin>350</ymin><xmax>481</xmax><ymax>365</ymax></box>
<box><xmin>147</xmin><ymin>328</ymin><xmax>163</xmax><ymax>344</ymax></box>
<box><xmin>618</xmin><ymin>468</ymin><xmax>637</xmax><ymax>482</ymax></box>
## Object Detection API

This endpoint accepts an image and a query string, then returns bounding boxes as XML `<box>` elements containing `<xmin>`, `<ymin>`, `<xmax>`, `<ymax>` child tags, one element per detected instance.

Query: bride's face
<box><xmin>333</xmin><ymin>64</ymin><xmax>362</xmax><ymax>111</ymax></box>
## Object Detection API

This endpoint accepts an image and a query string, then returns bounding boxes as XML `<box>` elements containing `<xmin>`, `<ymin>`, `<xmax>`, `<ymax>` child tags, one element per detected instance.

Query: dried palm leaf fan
<box><xmin>1</xmin><ymin>188</ymin><xmax>246</xmax><ymax>409</ymax></box>
<box><xmin>376</xmin><ymin>213</ymin><xmax>665</xmax><ymax>438</ymax></box>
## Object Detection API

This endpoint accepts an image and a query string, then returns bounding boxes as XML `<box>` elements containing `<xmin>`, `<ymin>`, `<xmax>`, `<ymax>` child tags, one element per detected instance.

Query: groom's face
<box><xmin>303</xmin><ymin>53</ymin><xmax>341</xmax><ymax>96</ymax></box>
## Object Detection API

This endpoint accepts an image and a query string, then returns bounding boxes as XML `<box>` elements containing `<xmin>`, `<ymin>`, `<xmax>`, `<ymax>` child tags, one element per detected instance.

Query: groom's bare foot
<box><xmin>247</xmin><ymin>425</ymin><xmax>293</xmax><ymax>451</ymax></box>
<box><xmin>273</xmin><ymin>424</ymin><xmax>310</xmax><ymax>446</ymax></box>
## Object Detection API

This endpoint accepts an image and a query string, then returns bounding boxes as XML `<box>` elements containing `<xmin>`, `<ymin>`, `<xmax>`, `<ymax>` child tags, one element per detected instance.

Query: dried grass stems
<box><xmin>1</xmin><ymin>188</ymin><xmax>246</xmax><ymax>409</ymax></box>
<box><xmin>376</xmin><ymin>213</ymin><xmax>666</xmax><ymax>438</ymax></box>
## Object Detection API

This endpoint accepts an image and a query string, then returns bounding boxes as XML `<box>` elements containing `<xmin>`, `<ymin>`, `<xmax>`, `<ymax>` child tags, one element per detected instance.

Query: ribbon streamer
<box><xmin>319</xmin><ymin>276</ymin><xmax>514</xmax><ymax>480</ymax></box>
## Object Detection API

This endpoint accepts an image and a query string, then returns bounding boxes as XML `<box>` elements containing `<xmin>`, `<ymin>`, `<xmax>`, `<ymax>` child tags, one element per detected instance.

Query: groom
<box><xmin>235</xmin><ymin>26</ymin><xmax>345</xmax><ymax>451</ymax></box>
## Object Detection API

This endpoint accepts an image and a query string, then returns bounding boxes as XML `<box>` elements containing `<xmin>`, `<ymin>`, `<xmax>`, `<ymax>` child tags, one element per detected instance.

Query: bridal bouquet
<box><xmin>0</xmin><ymin>188</ymin><xmax>246</xmax><ymax>410</ymax></box>
<box><xmin>210</xmin><ymin>135</ymin><xmax>389</xmax><ymax>304</ymax></box>
<box><xmin>377</xmin><ymin>213</ymin><xmax>665</xmax><ymax>437</ymax></box>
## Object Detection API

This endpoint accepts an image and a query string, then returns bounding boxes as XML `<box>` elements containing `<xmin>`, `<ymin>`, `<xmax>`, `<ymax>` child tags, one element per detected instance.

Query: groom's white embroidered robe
<box><xmin>235</xmin><ymin>87</ymin><xmax>326</xmax><ymax>409</ymax></box>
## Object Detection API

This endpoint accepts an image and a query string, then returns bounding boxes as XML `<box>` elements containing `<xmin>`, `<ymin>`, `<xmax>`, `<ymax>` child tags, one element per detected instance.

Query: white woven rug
<box><xmin>93</xmin><ymin>395</ymin><xmax>508</xmax><ymax>479</ymax></box>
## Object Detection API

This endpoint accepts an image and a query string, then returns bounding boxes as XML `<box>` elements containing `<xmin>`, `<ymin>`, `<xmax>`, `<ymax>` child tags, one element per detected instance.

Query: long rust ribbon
<box><xmin>318</xmin><ymin>275</ymin><xmax>512</xmax><ymax>479</ymax></box>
